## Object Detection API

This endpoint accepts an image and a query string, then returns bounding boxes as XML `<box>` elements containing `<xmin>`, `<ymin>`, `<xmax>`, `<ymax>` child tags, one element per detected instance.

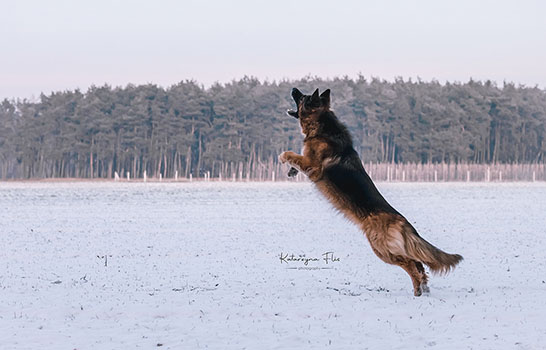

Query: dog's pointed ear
<box><xmin>310</xmin><ymin>88</ymin><xmax>320</xmax><ymax>106</ymax></box>
<box><xmin>320</xmin><ymin>89</ymin><xmax>330</xmax><ymax>107</ymax></box>
<box><xmin>291</xmin><ymin>88</ymin><xmax>303</xmax><ymax>104</ymax></box>
<box><xmin>287</xmin><ymin>109</ymin><xmax>299</xmax><ymax>119</ymax></box>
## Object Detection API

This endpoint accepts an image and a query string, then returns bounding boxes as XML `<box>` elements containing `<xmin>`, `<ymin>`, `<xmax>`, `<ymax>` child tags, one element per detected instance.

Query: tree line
<box><xmin>0</xmin><ymin>76</ymin><xmax>545</xmax><ymax>179</ymax></box>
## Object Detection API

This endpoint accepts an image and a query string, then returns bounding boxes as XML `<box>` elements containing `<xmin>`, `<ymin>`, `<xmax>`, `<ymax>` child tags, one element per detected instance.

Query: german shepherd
<box><xmin>279</xmin><ymin>88</ymin><xmax>462</xmax><ymax>296</ymax></box>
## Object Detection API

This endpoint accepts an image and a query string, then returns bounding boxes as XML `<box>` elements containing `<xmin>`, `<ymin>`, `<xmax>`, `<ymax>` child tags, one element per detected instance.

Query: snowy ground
<box><xmin>1</xmin><ymin>181</ymin><xmax>546</xmax><ymax>349</ymax></box>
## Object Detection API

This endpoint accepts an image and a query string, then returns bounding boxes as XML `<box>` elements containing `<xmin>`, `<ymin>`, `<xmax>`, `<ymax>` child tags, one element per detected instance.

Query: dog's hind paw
<box><xmin>413</xmin><ymin>283</ymin><xmax>431</xmax><ymax>297</ymax></box>
<box><xmin>415</xmin><ymin>283</ymin><xmax>430</xmax><ymax>297</ymax></box>
<box><xmin>421</xmin><ymin>283</ymin><xmax>430</xmax><ymax>294</ymax></box>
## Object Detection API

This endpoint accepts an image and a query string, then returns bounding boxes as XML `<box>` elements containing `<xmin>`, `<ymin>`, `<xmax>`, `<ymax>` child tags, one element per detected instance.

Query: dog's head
<box><xmin>287</xmin><ymin>88</ymin><xmax>330</xmax><ymax>136</ymax></box>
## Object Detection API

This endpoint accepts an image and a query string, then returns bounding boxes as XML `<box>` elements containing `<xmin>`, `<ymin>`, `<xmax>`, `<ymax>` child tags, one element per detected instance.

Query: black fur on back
<box><xmin>315</xmin><ymin>110</ymin><xmax>399</xmax><ymax>216</ymax></box>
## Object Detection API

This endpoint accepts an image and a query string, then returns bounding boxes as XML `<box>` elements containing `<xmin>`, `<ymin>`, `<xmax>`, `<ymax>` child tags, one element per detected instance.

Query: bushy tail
<box><xmin>403</xmin><ymin>224</ymin><xmax>463</xmax><ymax>275</ymax></box>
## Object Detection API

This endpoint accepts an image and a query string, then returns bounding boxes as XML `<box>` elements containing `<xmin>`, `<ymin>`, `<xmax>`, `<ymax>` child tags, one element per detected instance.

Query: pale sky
<box><xmin>1</xmin><ymin>0</ymin><xmax>545</xmax><ymax>100</ymax></box>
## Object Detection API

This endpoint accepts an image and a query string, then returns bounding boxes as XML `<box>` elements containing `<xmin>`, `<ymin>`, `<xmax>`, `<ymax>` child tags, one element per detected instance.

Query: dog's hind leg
<box><xmin>414</xmin><ymin>260</ymin><xmax>430</xmax><ymax>294</ymax></box>
<box><xmin>368</xmin><ymin>246</ymin><xmax>426</xmax><ymax>296</ymax></box>
<box><xmin>396</xmin><ymin>257</ymin><xmax>428</xmax><ymax>296</ymax></box>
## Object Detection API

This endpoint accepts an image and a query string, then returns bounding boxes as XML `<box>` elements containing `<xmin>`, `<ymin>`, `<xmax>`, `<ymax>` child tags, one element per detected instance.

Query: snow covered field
<box><xmin>1</xmin><ymin>181</ymin><xmax>546</xmax><ymax>349</ymax></box>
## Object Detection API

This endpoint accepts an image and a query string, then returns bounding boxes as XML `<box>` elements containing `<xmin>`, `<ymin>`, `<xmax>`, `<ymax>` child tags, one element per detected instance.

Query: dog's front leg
<box><xmin>279</xmin><ymin>151</ymin><xmax>319</xmax><ymax>179</ymax></box>
<box><xmin>286</xmin><ymin>167</ymin><xmax>299</xmax><ymax>177</ymax></box>
<box><xmin>279</xmin><ymin>151</ymin><xmax>304</xmax><ymax>170</ymax></box>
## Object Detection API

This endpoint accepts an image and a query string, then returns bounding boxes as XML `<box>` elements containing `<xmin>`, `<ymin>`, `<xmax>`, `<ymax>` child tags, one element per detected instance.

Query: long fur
<box><xmin>280</xmin><ymin>88</ymin><xmax>462</xmax><ymax>295</ymax></box>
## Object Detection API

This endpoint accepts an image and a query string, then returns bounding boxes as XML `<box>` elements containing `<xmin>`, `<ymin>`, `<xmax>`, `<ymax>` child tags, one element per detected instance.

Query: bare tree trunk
<box><xmin>196</xmin><ymin>133</ymin><xmax>202</xmax><ymax>177</ymax></box>
<box><xmin>85</xmin><ymin>135</ymin><xmax>93</xmax><ymax>178</ymax></box>
<box><xmin>185</xmin><ymin>146</ymin><xmax>191</xmax><ymax>178</ymax></box>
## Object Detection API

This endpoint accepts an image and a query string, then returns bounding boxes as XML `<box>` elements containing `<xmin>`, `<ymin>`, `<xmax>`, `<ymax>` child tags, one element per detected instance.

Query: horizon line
<box><xmin>4</xmin><ymin>74</ymin><xmax>545</xmax><ymax>102</ymax></box>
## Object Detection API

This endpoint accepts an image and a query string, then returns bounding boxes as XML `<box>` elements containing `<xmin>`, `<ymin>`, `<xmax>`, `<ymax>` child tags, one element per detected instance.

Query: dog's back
<box><xmin>321</xmin><ymin>151</ymin><xmax>398</xmax><ymax>216</ymax></box>
<box><xmin>310</xmin><ymin>111</ymin><xmax>397</xmax><ymax>217</ymax></box>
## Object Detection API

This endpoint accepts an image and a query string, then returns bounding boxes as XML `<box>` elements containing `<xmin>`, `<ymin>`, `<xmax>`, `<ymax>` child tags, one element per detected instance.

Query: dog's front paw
<box><xmin>287</xmin><ymin>167</ymin><xmax>299</xmax><ymax>177</ymax></box>
<box><xmin>278</xmin><ymin>151</ymin><xmax>290</xmax><ymax>164</ymax></box>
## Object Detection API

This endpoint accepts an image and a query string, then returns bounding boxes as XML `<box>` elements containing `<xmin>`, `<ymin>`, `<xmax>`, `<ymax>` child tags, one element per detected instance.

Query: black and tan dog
<box><xmin>279</xmin><ymin>88</ymin><xmax>462</xmax><ymax>296</ymax></box>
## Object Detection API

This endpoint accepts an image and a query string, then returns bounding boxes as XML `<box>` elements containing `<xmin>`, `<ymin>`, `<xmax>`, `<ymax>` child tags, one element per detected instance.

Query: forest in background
<box><xmin>0</xmin><ymin>76</ymin><xmax>545</xmax><ymax>180</ymax></box>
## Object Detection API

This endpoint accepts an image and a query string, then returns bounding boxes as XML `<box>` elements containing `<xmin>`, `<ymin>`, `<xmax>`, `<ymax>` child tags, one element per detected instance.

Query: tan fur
<box><xmin>361</xmin><ymin>213</ymin><xmax>462</xmax><ymax>276</ymax></box>
<box><xmin>279</xmin><ymin>138</ymin><xmax>332</xmax><ymax>182</ymax></box>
